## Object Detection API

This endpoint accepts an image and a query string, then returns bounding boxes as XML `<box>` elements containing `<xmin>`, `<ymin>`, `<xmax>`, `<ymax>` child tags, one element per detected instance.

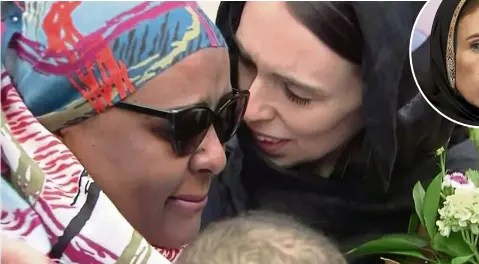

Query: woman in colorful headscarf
<box><xmin>425</xmin><ymin>0</ymin><xmax>479</xmax><ymax>126</ymax></box>
<box><xmin>0</xmin><ymin>1</ymin><xmax>248</xmax><ymax>263</ymax></box>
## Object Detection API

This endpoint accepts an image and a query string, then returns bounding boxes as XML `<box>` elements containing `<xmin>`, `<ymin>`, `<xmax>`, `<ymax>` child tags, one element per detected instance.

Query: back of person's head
<box><xmin>177</xmin><ymin>211</ymin><xmax>347</xmax><ymax>264</ymax></box>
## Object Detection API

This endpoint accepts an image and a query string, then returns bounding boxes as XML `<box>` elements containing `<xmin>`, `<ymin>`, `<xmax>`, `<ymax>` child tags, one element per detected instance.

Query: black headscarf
<box><xmin>216</xmin><ymin>2</ymin><xmax>459</xmax><ymax>194</ymax></box>
<box><xmin>428</xmin><ymin>0</ymin><xmax>479</xmax><ymax>126</ymax></box>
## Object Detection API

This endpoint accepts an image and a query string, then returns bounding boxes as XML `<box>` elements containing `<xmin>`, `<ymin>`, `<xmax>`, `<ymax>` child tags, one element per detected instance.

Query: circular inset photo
<box><xmin>411</xmin><ymin>0</ymin><xmax>479</xmax><ymax>127</ymax></box>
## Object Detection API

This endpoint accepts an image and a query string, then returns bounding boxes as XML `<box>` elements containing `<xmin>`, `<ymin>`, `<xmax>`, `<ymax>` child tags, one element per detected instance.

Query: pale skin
<box><xmin>455</xmin><ymin>3</ymin><xmax>479</xmax><ymax>107</ymax></box>
<box><xmin>236</xmin><ymin>2</ymin><xmax>363</xmax><ymax>168</ymax></box>
<box><xmin>59</xmin><ymin>48</ymin><xmax>230</xmax><ymax>248</ymax></box>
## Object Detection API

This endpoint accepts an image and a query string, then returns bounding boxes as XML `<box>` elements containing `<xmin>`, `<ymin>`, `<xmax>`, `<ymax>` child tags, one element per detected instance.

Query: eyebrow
<box><xmin>466</xmin><ymin>33</ymin><xmax>479</xmax><ymax>41</ymax></box>
<box><xmin>233</xmin><ymin>35</ymin><xmax>328</xmax><ymax>97</ymax></box>
<box><xmin>273</xmin><ymin>72</ymin><xmax>329</xmax><ymax>97</ymax></box>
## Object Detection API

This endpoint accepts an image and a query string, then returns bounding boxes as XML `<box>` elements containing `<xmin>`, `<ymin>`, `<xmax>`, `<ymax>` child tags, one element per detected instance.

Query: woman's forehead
<box><xmin>457</xmin><ymin>5</ymin><xmax>479</xmax><ymax>39</ymax></box>
<box><xmin>236</xmin><ymin>2</ymin><xmax>358</xmax><ymax>95</ymax></box>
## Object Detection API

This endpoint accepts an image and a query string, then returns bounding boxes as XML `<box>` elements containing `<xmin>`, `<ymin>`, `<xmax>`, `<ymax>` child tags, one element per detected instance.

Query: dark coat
<box><xmin>202</xmin><ymin>2</ymin><xmax>479</xmax><ymax>264</ymax></box>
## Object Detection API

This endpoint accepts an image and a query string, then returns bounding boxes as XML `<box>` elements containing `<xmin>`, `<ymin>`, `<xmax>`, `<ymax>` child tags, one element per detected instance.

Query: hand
<box><xmin>1</xmin><ymin>234</ymin><xmax>50</xmax><ymax>264</ymax></box>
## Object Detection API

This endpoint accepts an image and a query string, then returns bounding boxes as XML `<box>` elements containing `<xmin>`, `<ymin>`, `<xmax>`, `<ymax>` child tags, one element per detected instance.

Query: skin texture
<box><xmin>236</xmin><ymin>2</ymin><xmax>364</xmax><ymax>168</ymax></box>
<box><xmin>455</xmin><ymin>3</ymin><xmax>479</xmax><ymax>107</ymax></box>
<box><xmin>1</xmin><ymin>235</ymin><xmax>50</xmax><ymax>264</ymax></box>
<box><xmin>60</xmin><ymin>48</ymin><xmax>230</xmax><ymax>248</ymax></box>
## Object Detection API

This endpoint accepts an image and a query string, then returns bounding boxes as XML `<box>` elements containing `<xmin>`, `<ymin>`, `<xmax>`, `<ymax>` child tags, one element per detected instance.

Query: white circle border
<box><xmin>409</xmin><ymin>0</ymin><xmax>479</xmax><ymax>128</ymax></box>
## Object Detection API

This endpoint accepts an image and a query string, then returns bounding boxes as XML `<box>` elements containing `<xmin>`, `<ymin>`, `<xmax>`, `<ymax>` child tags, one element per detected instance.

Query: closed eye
<box><xmin>283</xmin><ymin>83</ymin><xmax>311</xmax><ymax>106</ymax></box>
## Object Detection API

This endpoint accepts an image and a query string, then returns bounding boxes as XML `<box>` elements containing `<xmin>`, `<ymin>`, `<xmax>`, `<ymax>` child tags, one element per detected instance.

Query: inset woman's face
<box><xmin>235</xmin><ymin>2</ymin><xmax>363</xmax><ymax>167</ymax></box>
<box><xmin>60</xmin><ymin>48</ymin><xmax>230</xmax><ymax>248</ymax></box>
<box><xmin>455</xmin><ymin>4</ymin><xmax>479</xmax><ymax>107</ymax></box>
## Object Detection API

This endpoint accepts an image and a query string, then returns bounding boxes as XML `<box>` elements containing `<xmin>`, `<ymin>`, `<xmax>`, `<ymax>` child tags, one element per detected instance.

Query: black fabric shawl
<box><xmin>215</xmin><ymin>1</ymin><xmax>457</xmax><ymax>195</ymax></box>
<box><xmin>427</xmin><ymin>0</ymin><xmax>479</xmax><ymax>125</ymax></box>
<box><xmin>203</xmin><ymin>3</ymin><xmax>477</xmax><ymax>263</ymax></box>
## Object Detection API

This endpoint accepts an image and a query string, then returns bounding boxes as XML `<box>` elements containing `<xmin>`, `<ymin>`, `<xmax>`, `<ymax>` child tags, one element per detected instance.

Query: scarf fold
<box><xmin>0</xmin><ymin>1</ymin><xmax>227</xmax><ymax>263</ymax></box>
<box><xmin>428</xmin><ymin>0</ymin><xmax>479</xmax><ymax>125</ymax></box>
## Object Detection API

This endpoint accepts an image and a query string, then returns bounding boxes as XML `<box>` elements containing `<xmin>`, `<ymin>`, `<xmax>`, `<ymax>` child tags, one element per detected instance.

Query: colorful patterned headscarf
<box><xmin>2</xmin><ymin>1</ymin><xmax>226</xmax><ymax>131</ymax></box>
<box><xmin>1</xmin><ymin>1</ymin><xmax>226</xmax><ymax>263</ymax></box>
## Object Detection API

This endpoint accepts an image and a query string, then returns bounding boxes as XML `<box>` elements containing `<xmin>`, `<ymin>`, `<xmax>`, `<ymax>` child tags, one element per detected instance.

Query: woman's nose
<box><xmin>243</xmin><ymin>78</ymin><xmax>275</xmax><ymax>123</ymax></box>
<box><xmin>189</xmin><ymin>126</ymin><xmax>227</xmax><ymax>175</ymax></box>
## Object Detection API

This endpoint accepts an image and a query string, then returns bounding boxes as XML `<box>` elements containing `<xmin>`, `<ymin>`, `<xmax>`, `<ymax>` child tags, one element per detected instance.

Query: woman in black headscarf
<box><xmin>427</xmin><ymin>0</ymin><xmax>479</xmax><ymax>126</ymax></box>
<box><xmin>202</xmin><ymin>2</ymin><xmax>479</xmax><ymax>264</ymax></box>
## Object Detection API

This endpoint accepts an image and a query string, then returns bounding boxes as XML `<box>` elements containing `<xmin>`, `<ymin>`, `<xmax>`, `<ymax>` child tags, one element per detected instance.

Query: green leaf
<box><xmin>432</xmin><ymin>232</ymin><xmax>472</xmax><ymax>257</ymax></box>
<box><xmin>469</xmin><ymin>128</ymin><xmax>479</xmax><ymax>151</ymax></box>
<box><xmin>466</xmin><ymin>169</ymin><xmax>479</xmax><ymax>187</ymax></box>
<box><xmin>386</xmin><ymin>250</ymin><xmax>433</xmax><ymax>261</ymax></box>
<box><xmin>413</xmin><ymin>182</ymin><xmax>426</xmax><ymax>226</ymax></box>
<box><xmin>382</xmin><ymin>256</ymin><xmax>437</xmax><ymax>264</ymax></box>
<box><xmin>408</xmin><ymin>214</ymin><xmax>420</xmax><ymax>234</ymax></box>
<box><xmin>423</xmin><ymin>173</ymin><xmax>443</xmax><ymax>239</ymax></box>
<box><xmin>451</xmin><ymin>255</ymin><xmax>474</xmax><ymax>264</ymax></box>
<box><xmin>347</xmin><ymin>234</ymin><xmax>428</xmax><ymax>256</ymax></box>
<box><xmin>436</xmin><ymin>257</ymin><xmax>452</xmax><ymax>264</ymax></box>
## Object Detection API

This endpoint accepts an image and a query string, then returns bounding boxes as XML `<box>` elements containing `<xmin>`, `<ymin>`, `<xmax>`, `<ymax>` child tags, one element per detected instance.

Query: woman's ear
<box><xmin>54</xmin><ymin>120</ymin><xmax>87</xmax><ymax>145</ymax></box>
<box><xmin>53</xmin><ymin>129</ymin><xmax>65</xmax><ymax>141</ymax></box>
<box><xmin>54</xmin><ymin>125</ymin><xmax>75</xmax><ymax>143</ymax></box>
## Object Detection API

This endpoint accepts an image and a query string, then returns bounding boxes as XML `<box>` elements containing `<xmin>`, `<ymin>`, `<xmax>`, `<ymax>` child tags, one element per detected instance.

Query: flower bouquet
<box><xmin>348</xmin><ymin>148</ymin><xmax>479</xmax><ymax>264</ymax></box>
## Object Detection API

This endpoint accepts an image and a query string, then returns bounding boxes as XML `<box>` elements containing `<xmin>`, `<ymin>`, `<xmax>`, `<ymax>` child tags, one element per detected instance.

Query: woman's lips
<box><xmin>252</xmin><ymin>131</ymin><xmax>290</xmax><ymax>156</ymax></box>
<box><xmin>171</xmin><ymin>195</ymin><xmax>207</xmax><ymax>203</ymax></box>
<box><xmin>166</xmin><ymin>195</ymin><xmax>208</xmax><ymax>215</ymax></box>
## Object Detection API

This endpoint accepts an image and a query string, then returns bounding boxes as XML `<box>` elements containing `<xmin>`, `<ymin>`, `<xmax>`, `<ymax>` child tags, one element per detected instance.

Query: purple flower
<box><xmin>442</xmin><ymin>172</ymin><xmax>476</xmax><ymax>191</ymax></box>
<box><xmin>449</xmin><ymin>173</ymin><xmax>469</xmax><ymax>184</ymax></box>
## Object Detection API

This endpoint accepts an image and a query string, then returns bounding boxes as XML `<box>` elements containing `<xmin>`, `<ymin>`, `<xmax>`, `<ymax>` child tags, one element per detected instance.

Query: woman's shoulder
<box><xmin>445</xmin><ymin>136</ymin><xmax>479</xmax><ymax>171</ymax></box>
<box><xmin>389</xmin><ymin>136</ymin><xmax>479</xmax><ymax>198</ymax></box>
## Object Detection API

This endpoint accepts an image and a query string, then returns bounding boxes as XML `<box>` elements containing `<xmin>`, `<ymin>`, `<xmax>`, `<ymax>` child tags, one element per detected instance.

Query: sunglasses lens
<box><xmin>216</xmin><ymin>94</ymin><xmax>248</xmax><ymax>143</ymax></box>
<box><xmin>175</xmin><ymin>108</ymin><xmax>214</xmax><ymax>155</ymax></box>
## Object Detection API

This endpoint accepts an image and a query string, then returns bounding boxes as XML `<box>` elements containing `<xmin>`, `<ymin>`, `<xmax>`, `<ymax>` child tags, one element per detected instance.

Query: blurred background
<box><xmin>415</xmin><ymin>0</ymin><xmax>442</xmax><ymax>34</ymax></box>
<box><xmin>198</xmin><ymin>2</ymin><xmax>220</xmax><ymax>20</ymax></box>
<box><xmin>411</xmin><ymin>0</ymin><xmax>441</xmax><ymax>49</ymax></box>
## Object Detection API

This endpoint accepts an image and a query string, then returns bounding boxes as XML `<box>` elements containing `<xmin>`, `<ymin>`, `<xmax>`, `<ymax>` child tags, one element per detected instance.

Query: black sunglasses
<box><xmin>116</xmin><ymin>89</ymin><xmax>249</xmax><ymax>156</ymax></box>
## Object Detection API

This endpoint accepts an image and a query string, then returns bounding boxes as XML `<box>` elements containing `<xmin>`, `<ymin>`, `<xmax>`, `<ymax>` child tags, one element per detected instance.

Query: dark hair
<box><xmin>178</xmin><ymin>211</ymin><xmax>346</xmax><ymax>264</ymax></box>
<box><xmin>459</xmin><ymin>0</ymin><xmax>479</xmax><ymax>20</ymax></box>
<box><xmin>456</xmin><ymin>0</ymin><xmax>479</xmax><ymax>44</ymax></box>
<box><xmin>285</xmin><ymin>2</ymin><xmax>363</xmax><ymax>64</ymax></box>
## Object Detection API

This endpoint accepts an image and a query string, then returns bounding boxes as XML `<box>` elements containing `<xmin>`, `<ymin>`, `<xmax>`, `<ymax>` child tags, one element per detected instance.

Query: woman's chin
<box><xmin>147</xmin><ymin>213</ymin><xmax>202</xmax><ymax>248</ymax></box>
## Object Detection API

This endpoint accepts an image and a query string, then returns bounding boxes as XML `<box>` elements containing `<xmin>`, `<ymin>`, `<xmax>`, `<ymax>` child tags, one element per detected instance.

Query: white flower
<box><xmin>436</xmin><ymin>220</ymin><xmax>451</xmax><ymax>237</ymax></box>
<box><xmin>441</xmin><ymin>172</ymin><xmax>476</xmax><ymax>191</ymax></box>
<box><xmin>436</xmin><ymin>188</ymin><xmax>479</xmax><ymax>237</ymax></box>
